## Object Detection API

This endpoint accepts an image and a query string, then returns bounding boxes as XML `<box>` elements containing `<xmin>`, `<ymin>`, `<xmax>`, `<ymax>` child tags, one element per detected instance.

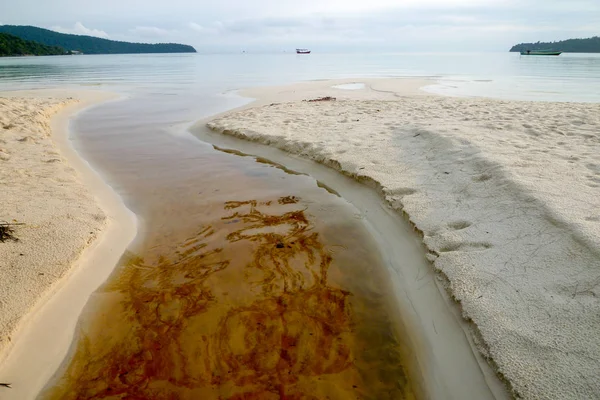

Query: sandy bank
<box><xmin>204</xmin><ymin>79</ymin><xmax>600</xmax><ymax>399</ymax></box>
<box><xmin>0</xmin><ymin>90</ymin><xmax>136</xmax><ymax>398</ymax></box>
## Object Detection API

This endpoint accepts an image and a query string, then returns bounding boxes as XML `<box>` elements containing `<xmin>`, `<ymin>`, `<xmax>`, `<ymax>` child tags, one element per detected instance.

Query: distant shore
<box><xmin>204</xmin><ymin>78</ymin><xmax>600</xmax><ymax>399</ymax></box>
<box><xmin>0</xmin><ymin>90</ymin><xmax>136</xmax><ymax>398</ymax></box>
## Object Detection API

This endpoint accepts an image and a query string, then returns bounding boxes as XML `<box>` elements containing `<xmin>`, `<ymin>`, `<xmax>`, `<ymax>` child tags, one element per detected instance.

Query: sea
<box><xmin>1</xmin><ymin>52</ymin><xmax>600</xmax><ymax>103</ymax></box>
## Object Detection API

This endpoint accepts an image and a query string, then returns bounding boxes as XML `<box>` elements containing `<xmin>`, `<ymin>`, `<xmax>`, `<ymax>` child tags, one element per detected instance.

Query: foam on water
<box><xmin>332</xmin><ymin>83</ymin><xmax>366</xmax><ymax>90</ymax></box>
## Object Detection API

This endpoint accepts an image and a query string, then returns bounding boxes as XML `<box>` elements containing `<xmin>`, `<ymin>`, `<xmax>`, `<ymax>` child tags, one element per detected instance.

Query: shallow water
<box><xmin>39</xmin><ymin>99</ymin><xmax>420</xmax><ymax>399</ymax></box>
<box><xmin>332</xmin><ymin>83</ymin><xmax>366</xmax><ymax>90</ymax></box>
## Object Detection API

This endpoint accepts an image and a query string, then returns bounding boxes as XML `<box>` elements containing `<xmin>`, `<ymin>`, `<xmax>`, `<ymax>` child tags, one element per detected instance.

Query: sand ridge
<box><xmin>206</xmin><ymin>79</ymin><xmax>600</xmax><ymax>399</ymax></box>
<box><xmin>0</xmin><ymin>97</ymin><xmax>106</xmax><ymax>359</ymax></box>
<box><xmin>0</xmin><ymin>90</ymin><xmax>136</xmax><ymax>399</ymax></box>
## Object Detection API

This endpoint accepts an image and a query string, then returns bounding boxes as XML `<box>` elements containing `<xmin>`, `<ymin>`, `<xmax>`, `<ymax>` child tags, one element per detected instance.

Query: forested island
<box><xmin>0</xmin><ymin>32</ymin><xmax>66</xmax><ymax>56</ymax></box>
<box><xmin>510</xmin><ymin>36</ymin><xmax>600</xmax><ymax>53</ymax></box>
<box><xmin>0</xmin><ymin>25</ymin><xmax>196</xmax><ymax>55</ymax></box>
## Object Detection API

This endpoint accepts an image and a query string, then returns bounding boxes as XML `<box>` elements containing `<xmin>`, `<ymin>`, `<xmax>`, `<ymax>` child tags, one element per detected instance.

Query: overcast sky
<box><xmin>1</xmin><ymin>0</ymin><xmax>598</xmax><ymax>52</ymax></box>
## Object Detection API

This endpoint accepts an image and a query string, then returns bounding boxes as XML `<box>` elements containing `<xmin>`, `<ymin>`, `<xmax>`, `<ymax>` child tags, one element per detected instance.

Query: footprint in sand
<box><xmin>438</xmin><ymin>241</ymin><xmax>492</xmax><ymax>253</ymax></box>
<box><xmin>447</xmin><ymin>221</ymin><xmax>472</xmax><ymax>231</ymax></box>
<box><xmin>472</xmin><ymin>173</ymin><xmax>493</xmax><ymax>183</ymax></box>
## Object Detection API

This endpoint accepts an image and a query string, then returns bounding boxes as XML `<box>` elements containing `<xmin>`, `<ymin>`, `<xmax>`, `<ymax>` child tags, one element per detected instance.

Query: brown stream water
<box><xmin>39</xmin><ymin>98</ymin><xmax>420</xmax><ymax>399</ymax></box>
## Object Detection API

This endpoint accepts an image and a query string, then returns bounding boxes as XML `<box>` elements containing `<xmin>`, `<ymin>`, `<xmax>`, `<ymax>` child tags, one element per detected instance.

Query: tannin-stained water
<box><xmin>39</xmin><ymin>99</ymin><xmax>421</xmax><ymax>399</ymax></box>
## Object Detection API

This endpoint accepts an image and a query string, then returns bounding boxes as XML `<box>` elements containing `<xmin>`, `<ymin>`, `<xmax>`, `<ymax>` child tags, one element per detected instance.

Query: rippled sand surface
<box><xmin>41</xmin><ymin>134</ymin><xmax>418</xmax><ymax>399</ymax></box>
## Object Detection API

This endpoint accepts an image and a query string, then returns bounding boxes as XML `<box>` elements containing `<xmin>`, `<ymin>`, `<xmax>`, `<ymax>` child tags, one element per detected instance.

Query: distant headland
<box><xmin>0</xmin><ymin>25</ymin><xmax>196</xmax><ymax>56</ymax></box>
<box><xmin>510</xmin><ymin>36</ymin><xmax>600</xmax><ymax>53</ymax></box>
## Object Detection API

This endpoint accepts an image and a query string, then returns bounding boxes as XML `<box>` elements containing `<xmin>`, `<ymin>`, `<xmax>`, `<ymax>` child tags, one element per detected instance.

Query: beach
<box><xmin>0</xmin><ymin>76</ymin><xmax>597</xmax><ymax>399</ymax></box>
<box><xmin>205</xmin><ymin>79</ymin><xmax>600</xmax><ymax>399</ymax></box>
<box><xmin>1</xmin><ymin>77</ymin><xmax>504</xmax><ymax>398</ymax></box>
<box><xmin>31</xmin><ymin>88</ymin><xmax>496</xmax><ymax>399</ymax></box>
<box><xmin>0</xmin><ymin>90</ymin><xmax>136</xmax><ymax>398</ymax></box>
<box><xmin>0</xmin><ymin>81</ymin><xmax>506</xmax><ymax>398</ymax></box>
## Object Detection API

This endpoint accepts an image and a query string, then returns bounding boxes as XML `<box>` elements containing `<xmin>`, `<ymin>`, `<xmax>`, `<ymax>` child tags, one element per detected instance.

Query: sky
<box><xmin>0</xmin><ymin>0</ymin><xmax>598</xmax><ymax>52</ymax></box>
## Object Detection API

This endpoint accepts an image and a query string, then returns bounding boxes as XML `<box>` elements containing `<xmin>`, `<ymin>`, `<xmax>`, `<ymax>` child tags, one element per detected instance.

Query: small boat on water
<box><xmin>296</xmin><ymin>48</ymin><xmax>311</xmax><ymax>54</ymax></box>
<box><xmin>520</xmin><ymin>50</ymin><xmax>562</xmax><ymax>56</ymax></box>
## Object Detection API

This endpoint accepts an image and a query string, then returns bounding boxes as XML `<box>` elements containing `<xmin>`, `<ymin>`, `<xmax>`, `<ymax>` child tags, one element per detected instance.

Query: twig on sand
<box><xmin>304</xmin><ymin>96</ymin><xmax>336</xmax><ymax>102</ymax></box>
<box><xmin>0</xmin><ymin>221</ymin><xmax>24</xmax><ymax>243</ymax></box>
<box><xmin>0</xmin><ymin>383</ymin><xmax>12</xmax><ymax>388</ymax></box>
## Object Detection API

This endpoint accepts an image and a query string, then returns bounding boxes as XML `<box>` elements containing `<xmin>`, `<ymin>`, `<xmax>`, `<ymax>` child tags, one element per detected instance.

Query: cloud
<box><xmin>188</xmin><ymin>22</ymin><xmax>221</xmax><ymax>35</ymax></box>
<box><xmin>182</xmin><ymin>1</ymin><xmax>600</xmax><ymax>50</ymax></box>
<box><xmin>50</xmin><ymin>22</ymin><xmax>109</xmax><ymax>38</ymax></box>
<box><xmin>5</xmin><ymin>0</ymin><xmax>597</xmax><ymax>52</ymax></box>
<box><xmin>129</xmin><ymin>26</ymin><xmax>176</xmax><ymax>38</ymax></box>
<box><xmin>188</xmin><ymin>22</ymin><xmax>205</xmax><ymax>32</ymax></box>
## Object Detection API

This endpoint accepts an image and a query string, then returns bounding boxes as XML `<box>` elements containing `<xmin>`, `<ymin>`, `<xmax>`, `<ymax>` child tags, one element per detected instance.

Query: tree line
<box><xmin>0</xmin><ymin>25</ymin><xmax>197</xmax><ymax>55</ymax></box>
<box><xmin>0</xmin><ymin>33</ymin><xmax>65</xmax><ymax>56</ymax></box>
<box><xmin>510</xmin><ymin>36</ymin><xmax>600</xmax><ymax>53</ymax></box>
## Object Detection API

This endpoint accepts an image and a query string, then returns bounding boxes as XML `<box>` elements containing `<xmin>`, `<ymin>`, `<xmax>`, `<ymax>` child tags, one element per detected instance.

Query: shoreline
<box><xmin>0</xmin><ymin>90</ymin><xmax>136</xmax><ymax>399</ymax></box>
<box><xmin>198</xmin><ymin>78</ymin><xmax>600</xmax><ymax>399</ymax></box>
<box><xmin>193</xmin><ymin>127</ymin><xmax>510</xmax><ymax>399</ymax></box>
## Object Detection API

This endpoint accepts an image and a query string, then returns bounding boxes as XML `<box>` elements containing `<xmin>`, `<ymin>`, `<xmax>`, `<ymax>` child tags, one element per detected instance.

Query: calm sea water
<box><xmin>1</xmin><ymin>52</ymin><xmax>600</xmax><ymax>105</ymax></box>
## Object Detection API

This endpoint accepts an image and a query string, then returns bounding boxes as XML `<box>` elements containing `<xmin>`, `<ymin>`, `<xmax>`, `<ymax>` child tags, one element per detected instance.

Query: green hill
<box><xmin>0</xmin><ymin>32</ymin><xmax>66</xmax><ymax>56</ymax></box>
<box><xmin>510</xmin><ymin>36</ymin><xmax>600</xmax><ymax>53</ymax></box>
<box><xmin>0</xmin><ymin>25</ymin><xmax>196</xmax><ymax>55</ymax></box>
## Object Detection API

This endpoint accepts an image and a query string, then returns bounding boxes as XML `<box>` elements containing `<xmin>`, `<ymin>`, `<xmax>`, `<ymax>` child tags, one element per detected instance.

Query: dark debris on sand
<box><xmin>304</xmin><ymin>97</ymin><xmax>336</xmax><ymax>102</ymax></box>
<box><xmin>0</xmin><ymin>221</ymin><xmax>23</xmax><ymax>243</ymax></box>
<box><xmin>278</xmin><ymin>196</ymin><xmax>300</xmax><ymax>205</ymax></box>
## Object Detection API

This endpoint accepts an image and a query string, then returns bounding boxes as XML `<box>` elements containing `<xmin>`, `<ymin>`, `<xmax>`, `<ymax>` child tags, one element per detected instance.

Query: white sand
<box><xmin>207</xmin><ymin>79</ymin><xmax>600</xmax><ymax>399</ymax></box>
<box><xmin>0</xmin><ymin>90</ymin><xmax>136</xmax><ymax>398</ymax></box>
<box><xmin>0</xmin><ymin>96</ymin><xmax>105</xmax><ymax>355</ymax></box>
